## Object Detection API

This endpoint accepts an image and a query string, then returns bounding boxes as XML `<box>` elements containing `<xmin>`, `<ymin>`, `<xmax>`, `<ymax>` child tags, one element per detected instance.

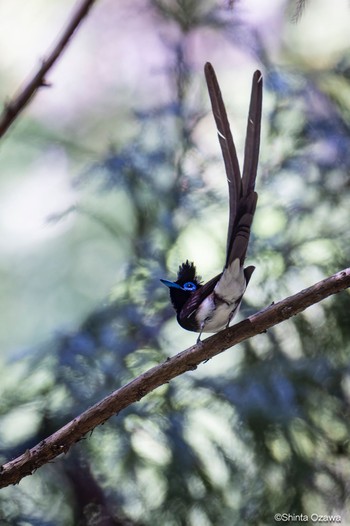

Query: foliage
<box><xmin>1</xmin><ymin>0</ymin><xmax>350</xmax><ymax>525</ymax></box>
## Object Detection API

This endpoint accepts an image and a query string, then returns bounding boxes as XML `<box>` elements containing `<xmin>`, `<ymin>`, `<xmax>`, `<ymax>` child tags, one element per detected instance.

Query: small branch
<box><xmin>0</xmin><ymin>267</ymin><xmax>349</xmax><ymax>488</ymax></box>
<box><xmin>0</xmin><ymin>0</ymin><xmax>99</xmax><ymax>139</ymax></box>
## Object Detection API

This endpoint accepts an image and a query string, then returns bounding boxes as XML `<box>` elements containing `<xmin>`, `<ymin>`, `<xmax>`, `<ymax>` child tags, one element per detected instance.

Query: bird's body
<box><xmin>187</xmin><ymin>259</ymin><xmax>247</xmax><ymax>332</ymax></box>
<box><xmin>161</xmin><ymin>63</ymin><xmax>263</xmax><ymax>341</ymax></box>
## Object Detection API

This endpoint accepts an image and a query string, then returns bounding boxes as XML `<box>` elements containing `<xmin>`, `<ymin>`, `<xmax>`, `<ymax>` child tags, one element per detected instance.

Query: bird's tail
<box><xmin>204</xmin><ymin>64</ymin><xmax>263</xmax><ymax>269</ymax></box>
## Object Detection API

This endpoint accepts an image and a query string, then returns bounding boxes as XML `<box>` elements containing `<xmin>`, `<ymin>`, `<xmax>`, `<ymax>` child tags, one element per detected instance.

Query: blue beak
<box><xmin>160</xmin><ymin>279</ymin><xmax>183</xmax><ymax>290</ymax></box>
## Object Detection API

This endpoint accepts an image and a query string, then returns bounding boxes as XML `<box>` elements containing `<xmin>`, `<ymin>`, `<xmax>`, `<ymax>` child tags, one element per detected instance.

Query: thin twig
<box><xmin>0</xmin><ymin>267</ymin><xmax>349</xmax><ymax>489</ymax></box>
<box><xmin>0</xmin><ymin>0</ymin><xmax>99</xmax><ymax>139</ymax></box>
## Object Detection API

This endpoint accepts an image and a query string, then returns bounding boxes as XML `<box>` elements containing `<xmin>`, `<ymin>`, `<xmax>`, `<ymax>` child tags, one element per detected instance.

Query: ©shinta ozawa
<box><xmin>161</xmin><ymin>62</ymin><xmax>263</xmax><ymax>342</ymax></box>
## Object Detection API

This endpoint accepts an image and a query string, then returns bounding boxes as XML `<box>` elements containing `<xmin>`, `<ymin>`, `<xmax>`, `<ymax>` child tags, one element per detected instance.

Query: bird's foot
<box><xmin>196</xmin><ymin>332</ymin><xmax>203</xmax><ymax>345</ymax></box>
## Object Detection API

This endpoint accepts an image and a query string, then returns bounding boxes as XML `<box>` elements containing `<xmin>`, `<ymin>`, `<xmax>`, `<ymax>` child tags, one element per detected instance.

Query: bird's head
<box><xmin>160</xmin><ymin>260</ymin><xmax>202</xmax><ymax>311</ymax></box>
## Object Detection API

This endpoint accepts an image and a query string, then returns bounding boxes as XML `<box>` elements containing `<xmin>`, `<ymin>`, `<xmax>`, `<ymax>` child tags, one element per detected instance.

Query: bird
<box><xmin>161</xmin><ymin>62</ymin><xmax>263</xmax><ymax>342</ymax></box>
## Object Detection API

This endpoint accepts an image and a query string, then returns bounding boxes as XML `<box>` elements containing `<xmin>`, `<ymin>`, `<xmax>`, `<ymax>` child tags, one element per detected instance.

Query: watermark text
<box><xmin>274</xmin><ymin>513</ymin><xmax>342</xmax><ymax>523</ymax></box>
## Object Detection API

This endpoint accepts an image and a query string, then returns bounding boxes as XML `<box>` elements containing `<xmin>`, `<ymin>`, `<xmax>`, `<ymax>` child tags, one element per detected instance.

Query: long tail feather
<box><xmin>205</xmin><ymin>64</ymin><xmax>262</xmax><ymax>267</ymax></box>
<box><xmin>231</xmin><ymin>69</ymin><xmax>262</xmax><ymax>265</ymax></box>
<box><xmin>242</xmin><ymin>70</ymin><xmax>263</xmax><ymax>198</ymax></box>
<box><xmin>204</xmin><ymin>62</ymin><xmax>241</xmax><ymax>265</ymax></box>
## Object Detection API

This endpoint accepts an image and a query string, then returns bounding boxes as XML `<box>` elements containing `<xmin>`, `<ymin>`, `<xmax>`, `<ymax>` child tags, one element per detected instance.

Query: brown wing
<box><xmin>178</xmin><ymin>272</ymin><xmax>222</xmax><ymax>327</ymax></box>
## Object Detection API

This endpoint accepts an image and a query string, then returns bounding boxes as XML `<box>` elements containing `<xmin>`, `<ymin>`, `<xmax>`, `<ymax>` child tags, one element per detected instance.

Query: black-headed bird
<box><xmin>161</xmin><ymin>63</ymin><xmax>263</xmax><ymax>342</ymax></box>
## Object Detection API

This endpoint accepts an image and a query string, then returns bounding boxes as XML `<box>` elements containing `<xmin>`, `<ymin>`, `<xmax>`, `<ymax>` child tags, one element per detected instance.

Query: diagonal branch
<box><xmin>0</xmin><ymin>267</ymin><xmax>349</xmax><ymax>489</ymax></box>
<box><xmin>0</xmin><ymin>0</ymin><xmax>99</xmax><ymax>139</ymax></box>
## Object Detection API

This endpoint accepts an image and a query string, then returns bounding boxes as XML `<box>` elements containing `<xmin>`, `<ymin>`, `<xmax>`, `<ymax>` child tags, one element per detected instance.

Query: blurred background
<box><xmin>1</xmin><ymin>0</ymin><xmax>350</xmax><ymax>524</ymax></box>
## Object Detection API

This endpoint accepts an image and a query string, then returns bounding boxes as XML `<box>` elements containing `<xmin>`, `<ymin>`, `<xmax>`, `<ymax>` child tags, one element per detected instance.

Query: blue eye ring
<box><xmin>183</xmin><ymin>282</ymin><xmax>197</xmax><ymax>291</ymax></box>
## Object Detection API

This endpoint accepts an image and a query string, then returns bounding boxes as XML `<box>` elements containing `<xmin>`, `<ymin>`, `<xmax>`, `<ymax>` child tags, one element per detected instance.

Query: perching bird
<box><xmin>161</xmin><ymin>62</ymin><xmax>262</xmax><ymax>341</ymax></box>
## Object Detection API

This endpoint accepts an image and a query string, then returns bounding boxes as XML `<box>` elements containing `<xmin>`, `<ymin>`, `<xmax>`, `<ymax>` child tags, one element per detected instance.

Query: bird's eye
<box><xmin>183</xmin><ymin>282</ymin><xmax>197</xmax><ymax>291</ymax></box>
